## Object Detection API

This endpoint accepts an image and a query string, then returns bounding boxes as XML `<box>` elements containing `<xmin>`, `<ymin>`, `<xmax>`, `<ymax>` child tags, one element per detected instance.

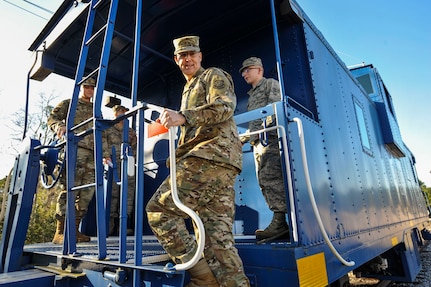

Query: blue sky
<box><xmin>0</xmin><ymin>0</ymin><xmax>70</xmax><ymax>179</ymax></box>
<box><xmin>295</xmin><ymin>0</ymin><xmax>431</xmax><ymax>186</ymax></box>
<box><xmin>0</xmin><ymin>1</ymin><xmax>430</xmax><ymax>186</ymax></box>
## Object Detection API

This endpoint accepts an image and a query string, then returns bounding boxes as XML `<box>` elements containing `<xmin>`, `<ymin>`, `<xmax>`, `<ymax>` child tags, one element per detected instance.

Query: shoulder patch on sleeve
<box><xmin>213</xmin><ymin>79</ymin><xmax>226</xmax><ymax>89</ymax></box>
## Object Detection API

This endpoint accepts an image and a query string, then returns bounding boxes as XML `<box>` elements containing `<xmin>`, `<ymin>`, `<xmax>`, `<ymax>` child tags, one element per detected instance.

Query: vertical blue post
<box><xmin>133</xmin><ymin>108</ymin><xmax>145</xmax><ymax>287</ymax></box>
<box><xmin>119</xmin><ymin>118</ymin><xmax>130</xmax><ymax>263</ymax></box>
<box><xmin>132</xmin><ymin>2</ymin><xmax>143</xmax><ymax>285</ymax></box>
<box><xmin>269</xmin><ymin>0</ymin><xmax>288</xmax><ymax>103</ymax></box>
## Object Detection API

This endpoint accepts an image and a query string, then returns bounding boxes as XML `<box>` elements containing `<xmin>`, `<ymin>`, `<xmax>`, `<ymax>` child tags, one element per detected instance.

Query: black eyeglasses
<box><xmin>241</xmin><ymin>67</ymin><xmax>259</xmax><ymax>74</ymax></box>
<box><xmin>176</xmin><ymin>51</ymin><xmax>199</xmax><ymax>60</ymax></box>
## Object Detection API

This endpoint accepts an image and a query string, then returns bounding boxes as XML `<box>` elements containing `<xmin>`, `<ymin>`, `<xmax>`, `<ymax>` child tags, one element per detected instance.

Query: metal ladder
<box><xmin>63</xmin><ymin>0</ymin><xmax>120</xmax><ymax>259</ymax></box>
<box><xmin>62</xmin><ymin>2</ymin><xmax>185</xmax><ymax>286</ymax></box>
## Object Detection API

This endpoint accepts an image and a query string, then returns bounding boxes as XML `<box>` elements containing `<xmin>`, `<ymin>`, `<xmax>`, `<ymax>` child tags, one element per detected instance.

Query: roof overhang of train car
<box><xmin>28</xmin><ymin>0</ymin><xmax>303</xmax><ymax>101</ymax></box>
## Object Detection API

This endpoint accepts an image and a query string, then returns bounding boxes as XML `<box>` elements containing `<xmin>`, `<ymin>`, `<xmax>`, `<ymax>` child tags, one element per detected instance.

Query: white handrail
<box><xmin>147</xmin><ymin>102</ymin><xmax>205</xmax><ymax>271</ymax></box>
<box><xmin>167</xmin><ymin>126</ymin><xmax>206</xmax><ymax>270</ymax></box>
<box><xmin>238</xmin><ymin>125</ymin><xmax>298</xmax><ymax>242</ymax></box>
<box><xmin>293</xmin><ymin>117</ymin><xmax>355</xmax><ymax>267</ymax></box>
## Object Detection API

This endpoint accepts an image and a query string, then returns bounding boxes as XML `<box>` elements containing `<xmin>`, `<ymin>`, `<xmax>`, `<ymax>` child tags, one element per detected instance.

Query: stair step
<box><xmin>0</xmin><ymin>269</ymin><xmax>55</xmax><ymax>286</ymax></box>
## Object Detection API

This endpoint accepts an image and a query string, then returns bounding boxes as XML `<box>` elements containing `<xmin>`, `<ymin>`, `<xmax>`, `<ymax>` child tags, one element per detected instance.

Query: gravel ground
<box><xmin>349</xmin><ymin>242</ymin><xmax>431</xmax><ymax>287</ymax></box>
<box><xmin>391</xmin><ymin>241</ymin><xmax>431</xmax><ymax>286</ymax></box>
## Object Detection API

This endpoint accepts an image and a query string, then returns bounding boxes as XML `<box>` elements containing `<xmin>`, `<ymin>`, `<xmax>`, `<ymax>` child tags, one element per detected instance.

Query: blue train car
<box><xmin>0</xmin><ymin>0</ymin><xmax>429</xmax><ymax>286</ymax></box>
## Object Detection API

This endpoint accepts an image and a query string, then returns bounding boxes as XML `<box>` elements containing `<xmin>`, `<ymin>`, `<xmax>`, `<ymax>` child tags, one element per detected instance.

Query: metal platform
<box><xmin>24</xmin><ymin>236</ymin><xmax>169</xmax><ymax>268</ymax></box>
<box><xmin>21</xmin><ymin>236</ymin><xmax>190</xmax><ymax>286</ymax></box>
<box><xmin>0</xmin><ymin>269</ymin><xmax>55</xmax><ymax>286</ymax></box>
<box><xmin>23</xmin><ymin>235</ymin><xmax>260</xmax><ymax>271</ymax></box>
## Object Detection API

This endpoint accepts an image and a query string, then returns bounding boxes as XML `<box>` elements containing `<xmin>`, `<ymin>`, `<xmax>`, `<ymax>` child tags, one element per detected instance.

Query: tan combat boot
<box><xmin>52</xmin><ymin>217</ymin><xmax>65</xmax><ymax>244</ymax></box>
<box><xmin>75</xmin><ymin>219</ymin><xmax>91</xmax><ymax>242</ymax></box>
<box><xmin>186</xmin><ymin>258</ymin><xmax>219</xmax><ymax>287</ymax></box>
<box><xmin>255</xmin><ymin>212</ymin><xmax>289</xmax><ymax>241</ymax></box>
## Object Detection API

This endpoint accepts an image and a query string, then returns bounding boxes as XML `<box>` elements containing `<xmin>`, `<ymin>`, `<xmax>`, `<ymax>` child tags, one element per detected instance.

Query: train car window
<box><xmin>382</xmin><ymin>83</ymin><xmax>396</xmax><ymax>117</ymax></box>
<box><xmin>356</xmin><ymin>74</ymin><xmax>374</xmax><ymax>95</ymax></box>
<box><xmin>353</xmin><ymin>99</ymin><xmax>372</xmax><ymax>154</ymax></box>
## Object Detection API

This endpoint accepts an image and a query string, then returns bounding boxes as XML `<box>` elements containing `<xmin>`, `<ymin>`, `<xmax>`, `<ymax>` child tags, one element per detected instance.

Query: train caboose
<box><xmin>0</xmin><ymin>0</ymin><xmax>429</xmax><ymax>286</ymax></box>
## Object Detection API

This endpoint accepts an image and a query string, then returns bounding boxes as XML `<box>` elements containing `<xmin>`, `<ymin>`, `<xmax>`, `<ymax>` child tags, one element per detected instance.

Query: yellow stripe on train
<box><xmin>297</xmin><ymin>252</ymin><xmax>328</xmax><ymax>287</ymax></box>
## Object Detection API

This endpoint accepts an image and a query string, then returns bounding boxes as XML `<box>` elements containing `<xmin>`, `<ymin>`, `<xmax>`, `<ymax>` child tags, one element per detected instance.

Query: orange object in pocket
<box><xmin>148</xmin><ymin>122</ymin><xmax>168</xmax><ymax>137</ymax></box>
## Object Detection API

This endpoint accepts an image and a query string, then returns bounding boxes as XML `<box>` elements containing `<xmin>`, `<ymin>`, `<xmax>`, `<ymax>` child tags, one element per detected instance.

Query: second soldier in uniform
<box><xmin>48</xmin><ymin>78</ymin><xmax>110</xmax><ymax>244</ymax></box>
<box><xmin>106</xmin><ymin>105</ymin><xmax>137</xmax><ymax>236</ymax></box>
<box><xmin>239</xmin><ymin>57</ymin><xmax>289</xmax><ymax>241</ymax></box>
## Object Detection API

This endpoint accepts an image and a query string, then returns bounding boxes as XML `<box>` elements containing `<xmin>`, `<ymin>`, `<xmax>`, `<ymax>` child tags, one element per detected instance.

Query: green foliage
<box><xmin>25</xmin><ymin>184</ymin><xmax>58</xmax><ymax>244</ymax></box>
<box><xmin>0</xmin><ymin>174</ymin><xmax>58</xmax><ymax>244</ymax></box>
<box><xmin>0</xmin><ymin>92</ymin><xmax>59</xmax><ymax>244</ymax></box>
<box><xmin>0</xmin><ymin>177</ymin><xmax>5</xmax><ymax>189</ymax></box>
<box><xmin>420</xmin><ymin>180</ymin><xmax>431</xmax><ymax>212</ymax></box>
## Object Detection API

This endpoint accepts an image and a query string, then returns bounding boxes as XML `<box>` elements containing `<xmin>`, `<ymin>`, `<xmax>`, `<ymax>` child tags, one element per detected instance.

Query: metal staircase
<box><xmin>63</xmin><ymin>0</ymin><xmax>120</xmax><ymax>259</ymax></box>
<box><xmin>1</xmin><ymin>0</ymin><xmax>188</xmax><ymax>285</ymax></box>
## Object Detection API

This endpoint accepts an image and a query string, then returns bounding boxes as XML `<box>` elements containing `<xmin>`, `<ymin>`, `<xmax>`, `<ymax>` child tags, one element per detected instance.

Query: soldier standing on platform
<box><xmin>239</xmin><ymin>57</ymin><xmax>289</xmax><ymax>241</ymax></box>
<box><xmin>106</xmin><ymin>105</ymin><xmax>137</xmax><ymax>236</ymax></box>
<box><xmin>48</xmin><ymin>78</ymin><xmax>109</xmax><ymax>244</ymax></box>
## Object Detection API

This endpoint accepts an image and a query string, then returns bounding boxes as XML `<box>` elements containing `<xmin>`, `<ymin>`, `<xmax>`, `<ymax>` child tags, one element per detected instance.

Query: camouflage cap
<box><xmin>82</xmin><ymin>78</ymin><xmax>96</xmax><ymax>87</ymax></box>
<box><xmin>112</xmin><ymin>105</ymin><xmax>129</xmax><ymax>114</ymax></box>
<box><xmin>239</xmin><ymin>57</ymin><xmax>263</xmax><ymax>73</ymax></box>
<box><xmin>173</xmin><ymin>36</ymin><xmax>200</xmax><ymax>55</ymax></box>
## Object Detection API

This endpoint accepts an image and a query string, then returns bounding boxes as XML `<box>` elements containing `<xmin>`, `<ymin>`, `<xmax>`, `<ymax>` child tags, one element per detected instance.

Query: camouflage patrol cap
<box><xmin>82</xmin><ymin>78</ymin><xmax>96</xmax><ymax>87</ymax></box>
<box><xmin>239</xmin><ymin>57</ymin><xmax>263</xmax><ymax>73</ymax></box>
<box><xmin>173</xmin><ymin>36</ymin><xmax>200</xmax><ymax>55</ymax></box>
<box><xmin>112</xmin><ymin>105</ymin><xmax>129</xmax><ymax>114</ymax></box>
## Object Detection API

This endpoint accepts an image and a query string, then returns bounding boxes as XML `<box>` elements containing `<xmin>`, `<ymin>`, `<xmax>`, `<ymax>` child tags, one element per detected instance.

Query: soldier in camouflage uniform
<box><xmin>146</xmin><ymin>36</ymin><xmax>250</xmax><ymax>287</ymax></box>
<box><xmin>48</xmin><ymin>78</ymin><xmax>109</xmax><ymax>244</ymax></box>
<box><xmin>239</xmin><ymin>57</ymin><xmax>289</xmax><ymax>241</ymax></box>
<box><xmin>106</xmin><ymin>105</ymin><xmax>137</xmax><ymax>236</ymax></box>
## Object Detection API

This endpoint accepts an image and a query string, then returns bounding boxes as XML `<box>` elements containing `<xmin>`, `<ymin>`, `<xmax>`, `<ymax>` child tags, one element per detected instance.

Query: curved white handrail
<box><xmin>293</xmin><ymin>117</ymin><xmax>355</xmax><ymax>267</ymax></box>
<box><xmin>166</xmin><ymin>126</ymin><xmax>206</xmax><ymax>270</ymax></box>
<box><xmin>145</xmin><ymin>103</ymin><xmax>205</xmax><ymax>270</ymax></box>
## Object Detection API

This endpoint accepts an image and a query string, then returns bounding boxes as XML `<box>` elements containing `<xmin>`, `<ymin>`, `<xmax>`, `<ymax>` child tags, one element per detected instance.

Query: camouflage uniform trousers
<box><xmin>110</xmin><ymin>172</ymin><xmax>135</xmax><ymax>218</ymax></box>
<box><xmin>146</xmin><ymin>156</ymin><xmax>250</xmax><ymax>287</ymax></box>
<box><xmin>254</xmin><ymin>135</ymin><xmax>288</xmax><ymax>213</ymax></box>
<box><xmin>56</xmin><ymin>148</ymin><xmax>95</xmax><ymax>219</ymax></box>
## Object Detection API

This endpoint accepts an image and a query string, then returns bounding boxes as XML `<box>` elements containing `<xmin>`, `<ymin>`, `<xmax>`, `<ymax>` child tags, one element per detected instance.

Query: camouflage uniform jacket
<box><xmin>177</xmin><ymin>67</ymin><xmax>243</xmax><ymax>171</ymax></box>
<box><xmin>48</xmin><ymin>98</ymin><xmax>109</xmax><ymax>157</ymax></box>
<box><xmin>106</xmin><ymin>124</ymin><xmax>137</xmax><ymax>163</ymax></box>
<box><xmin>247</xmin><ymin>77</ymin><xmax>281</xmax><ymax>145</ymax></box>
